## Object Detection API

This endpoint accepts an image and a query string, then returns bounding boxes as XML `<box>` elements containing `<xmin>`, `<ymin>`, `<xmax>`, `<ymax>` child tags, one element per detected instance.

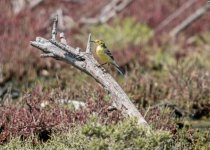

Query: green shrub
<box><xmin>91</xmin><ymin>17</ymin><xmax>153</xmax><ymax>49</ymax></box>
<box><xmin>1</xmin><ymin>118</ymin><xmax>209</xmax><ymax>149</ymax></box>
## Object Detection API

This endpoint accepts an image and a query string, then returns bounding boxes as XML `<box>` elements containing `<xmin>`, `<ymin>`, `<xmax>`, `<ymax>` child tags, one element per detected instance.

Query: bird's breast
<box><xmin>96</xmin><ymin>46</ymin><xmax>103</xmax><ymax>54</ymax></box>
<box><xmin>96</xmin><ymin>46</ymin><xmax>111</xmax><ymax>63</ymax></box>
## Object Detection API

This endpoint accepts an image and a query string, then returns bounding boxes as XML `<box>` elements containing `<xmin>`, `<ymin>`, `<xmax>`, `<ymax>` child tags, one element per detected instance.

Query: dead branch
<box><xmin>170</xmin><ymin>4</ymin><xmax>210</xmax><ymax>37</ymax></box>
<box><xmin>28</xmin><ymin>0</ymin><xmax>43</xmax><ymax>9</ymax></box>
<box><xmin>11</xmin><ymin>0</ymin><xmax>26</xmax><ymax>14</ymax></box>
<box><xmin>51</xmin><ymin>15</ymin><xmax>58</xmax><ymax>40</ymax></box>
<box><xmin>11</xmin><ymin>0</ymin><xmax>43</xmax><ymax>14</ymax></box>
<box><xmin>30</xmin><ymin>16</ymin><xmax>148</xmax><ymax>126</ymax></box>
<box><xmin>155</xmin><ymin>0</ymin><xmax>196</xmax><ymax>32</ymax></box>
<box><xmin>80</xmin><ymin>0</ymin><xmax>133</xmax><ymax>24</ymax></box>
<box><xmin>51</xmin><ymin>9</ymin><xmax>76</xmax><ymax>31</ymax></box>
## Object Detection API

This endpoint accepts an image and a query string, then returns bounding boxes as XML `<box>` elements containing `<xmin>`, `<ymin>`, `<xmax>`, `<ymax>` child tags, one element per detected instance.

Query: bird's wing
<box><xmin>104</xmin><ymin>48</ymin><xmax>114</xmax><ymax>60</ymax></box>
<box><xmin>104</xmin><ymin>48</ymin><xmax>124</xmax><ymax>75</ymax></box>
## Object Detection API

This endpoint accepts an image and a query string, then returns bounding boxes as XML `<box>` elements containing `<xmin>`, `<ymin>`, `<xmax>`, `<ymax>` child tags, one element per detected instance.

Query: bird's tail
<box><xmin>112</xmin><ymin>61</ymin><xmax>124</xmax><ymax>76</ymax></box>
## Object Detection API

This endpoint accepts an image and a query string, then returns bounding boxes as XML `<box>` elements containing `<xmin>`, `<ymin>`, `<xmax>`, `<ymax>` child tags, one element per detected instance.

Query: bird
<box><xmin>59</xmin><ymin>32</ymin><xmax>67</xmax><ymax>45</ymax></box>
<box><xmin>91</xmin><ymin>39</ymin><xmax>124</xmax><ymax>75</ymax></box>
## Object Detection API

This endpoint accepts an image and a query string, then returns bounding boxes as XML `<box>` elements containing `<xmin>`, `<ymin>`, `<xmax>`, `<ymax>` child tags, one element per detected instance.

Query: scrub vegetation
<box><xmin>0</xmin><ymin>0</ymin><xmax>210</xmax><ymax>149</ymax></box>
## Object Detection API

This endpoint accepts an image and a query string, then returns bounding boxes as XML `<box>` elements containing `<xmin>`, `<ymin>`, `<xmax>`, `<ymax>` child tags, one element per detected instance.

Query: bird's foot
<box><xmin>98</xmin><ymin>63</ymin><xmax>107</xmax><ymax>67</ymax></box>
<box><xmin>97</xmin><ymin>64</ymin><xmax>102</xmax><ymax>68</ymax></box>
<box><xmin>96</xmin><ymin>65</ymin><xmax>107</xmax><ymax>72</ymax></box>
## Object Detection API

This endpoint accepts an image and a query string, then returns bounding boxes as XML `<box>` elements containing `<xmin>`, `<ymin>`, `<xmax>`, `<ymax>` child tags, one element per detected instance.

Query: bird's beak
<box><xmin>90</xmin><ymin>40</ymin><xmax>95</xmax><ymax>43</ymax></box>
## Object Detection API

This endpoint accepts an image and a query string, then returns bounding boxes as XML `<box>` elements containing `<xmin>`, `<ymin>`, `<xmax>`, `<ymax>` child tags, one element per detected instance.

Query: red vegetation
<box><xmin>146</xmin><ymin>107</ymin><xmax>177</xmax><ymax>132</ymax></box>
<box><xmin>0</xmin><ymin>86</ymin><xmax>123</xmax><ymax>144</ymax></box>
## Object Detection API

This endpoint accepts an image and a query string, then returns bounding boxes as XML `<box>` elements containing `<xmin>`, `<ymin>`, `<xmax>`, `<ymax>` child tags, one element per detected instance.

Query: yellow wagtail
<box><xmin>91</xmin><ymin>40</ymin><xmax>124</xmax><ymax>75</ymax></box>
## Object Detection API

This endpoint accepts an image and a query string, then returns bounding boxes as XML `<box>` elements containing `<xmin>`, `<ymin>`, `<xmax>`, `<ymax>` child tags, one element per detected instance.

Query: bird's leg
<box><xmin>97</xmin><ymin>63</ymin><xmax>107</xmax><ymax>67</ymax></box>
<box><xmin>97</xmin><ymin>63</ymin><xmax>108</xmax><ymax>72</ymax></box>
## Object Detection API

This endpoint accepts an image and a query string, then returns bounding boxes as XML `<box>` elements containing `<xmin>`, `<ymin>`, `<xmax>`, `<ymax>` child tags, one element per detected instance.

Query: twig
<box><xmin>56</xmin><ymin>9</ymin><xmax>65</xmax><ymax>31</ymax></box>
<box><xmin>170</xmin><ymin>4</ymin><xmax>210</xmax><ymax>37</ymax></box>
<box><xmin>86</xmin><ymin>33</ymin><xmax>92</xmax><ymax>53</ymax></box>
<box><xmin>143</xmin><ymin>105</ymin><xmax>151</xmax><ymax>118</ymax></box>
<box><xmin>30</xmin><ymin>16</ymin><xmax>149</xmax><ymax>127</ymax></box>
<box><xmin>52</xmin><ymin>15</ymin><xmax>58</xmax><ymax>40</ymax></box>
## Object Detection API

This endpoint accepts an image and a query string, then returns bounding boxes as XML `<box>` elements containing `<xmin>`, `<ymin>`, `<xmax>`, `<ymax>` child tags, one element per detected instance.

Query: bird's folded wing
<box><xmin>104</xmin><ymin>48</ymin><xmax>114</xmax><ymax>60</ymax></box>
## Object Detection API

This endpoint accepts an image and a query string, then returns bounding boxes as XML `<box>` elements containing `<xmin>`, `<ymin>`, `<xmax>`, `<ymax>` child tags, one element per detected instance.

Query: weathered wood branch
<box><xmin>30</xmin><ymin>17</ymin><xmax>148</xmax><ymax>126</ymax></box>
<box><xmin>170</xmin><ymin>3</ymin><xmax>210</xmax><ymax>37</ymax></box>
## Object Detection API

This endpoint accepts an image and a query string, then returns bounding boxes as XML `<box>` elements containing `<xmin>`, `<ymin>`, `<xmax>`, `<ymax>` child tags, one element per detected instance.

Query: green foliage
<box><xmin>150</xmin><ymin>49</ymin><xmax>176</xmax><ymax>70</ymax></box>
<box><xmin>91</xmin><ymin>17</ymin><xmax>153</xmax><ymax>49</ymax></box>
<box><xmin>1</xmin><ymin>118</ymin><xmax>209</xmax><ymax>149</ymax></box>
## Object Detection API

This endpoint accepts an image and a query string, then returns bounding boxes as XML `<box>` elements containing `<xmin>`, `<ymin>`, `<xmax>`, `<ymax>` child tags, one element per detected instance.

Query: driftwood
<box><xmin>80</xmin><ymin>0</ymin><xmax>133</xmax><ymax>24</ymax></box>
<box><xmin>30</xmin><ymin>15</ymin><xmax>148</xmax><ymax>126</ymax></box>
<box><xmin>170</xmin><ymin>3</ymin><xmax>210</xmax><ymax>37</ymax></box>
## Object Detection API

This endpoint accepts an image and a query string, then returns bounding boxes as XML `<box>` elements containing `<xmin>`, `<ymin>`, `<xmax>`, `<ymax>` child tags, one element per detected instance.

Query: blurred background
<box><xmin>0</xmin><ymin>0</ymin><xmax>210</xmax><ymax>146</ymax></box>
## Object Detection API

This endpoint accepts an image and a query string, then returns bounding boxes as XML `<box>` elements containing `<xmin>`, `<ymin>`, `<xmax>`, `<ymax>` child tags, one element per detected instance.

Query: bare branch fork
<box><xmin>30</xmin><ymin>15</ymin><xmax>148</xmax><ymax>126</ymax></box>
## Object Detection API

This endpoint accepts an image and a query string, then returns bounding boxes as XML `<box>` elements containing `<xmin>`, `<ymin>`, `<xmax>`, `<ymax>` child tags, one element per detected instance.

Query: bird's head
<box><xmin>91</xmin><ymin>40</ymin><xmax>106</xmax><ymax>46</ymax></box>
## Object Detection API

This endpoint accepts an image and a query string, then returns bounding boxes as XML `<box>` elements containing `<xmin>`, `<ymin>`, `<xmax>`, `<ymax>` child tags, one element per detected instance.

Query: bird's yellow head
<box><xmin>91</xmin><ymin>40</ymin><xmax>106</xmax><ymax>46</ymax></box>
